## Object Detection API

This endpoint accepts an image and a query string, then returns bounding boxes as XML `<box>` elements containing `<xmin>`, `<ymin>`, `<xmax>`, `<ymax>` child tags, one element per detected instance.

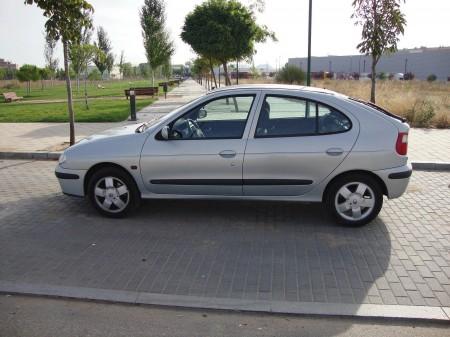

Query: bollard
<box><xmin>163</xmin><ymin>82</ymin><xmax>168</xmax><ymax>99</ymax></box>
<box><xmin>129</xmin><ymin>90</ymin><xmax>136</xmax><ymax>121</ymax></box>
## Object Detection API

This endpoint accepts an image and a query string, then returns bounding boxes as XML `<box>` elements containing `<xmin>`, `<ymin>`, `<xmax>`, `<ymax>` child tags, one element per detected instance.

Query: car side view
<box><xmin>55</xmin><ymin>84</ymin><xmax>412</xmax><ymax>226</ymax></box>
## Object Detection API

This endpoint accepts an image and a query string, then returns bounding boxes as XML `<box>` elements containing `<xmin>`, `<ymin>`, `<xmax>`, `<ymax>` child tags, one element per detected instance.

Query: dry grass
<box><xmin>238</xmin><ymin>78</ymin><xmax>450</xmax><ymax>128</ymax></box>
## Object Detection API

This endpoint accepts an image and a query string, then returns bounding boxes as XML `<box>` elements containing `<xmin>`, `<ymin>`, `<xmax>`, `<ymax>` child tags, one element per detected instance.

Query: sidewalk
<box><xmin>0</xmin><ymin>80</ymin><xmax>449</xmax><ymax>166</ymax></box>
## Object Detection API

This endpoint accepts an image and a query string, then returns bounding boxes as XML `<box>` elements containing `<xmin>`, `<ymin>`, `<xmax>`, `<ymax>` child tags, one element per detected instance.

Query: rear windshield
<box><xmin>349</xmin><ymin>98</ymin><xmax>406</xmax><ymax>123</ymax></box>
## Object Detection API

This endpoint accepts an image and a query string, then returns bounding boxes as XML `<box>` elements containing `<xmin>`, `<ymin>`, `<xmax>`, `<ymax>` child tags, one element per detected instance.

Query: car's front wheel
<box><xmin>326</xmin><ymin>173</ymin><xmax>383</xmax><ymax>227</ymax></box>
<box><xmin>87</xmin><ymin>167</ymin><xmax>140</xmax><ymax>218</ymax></box>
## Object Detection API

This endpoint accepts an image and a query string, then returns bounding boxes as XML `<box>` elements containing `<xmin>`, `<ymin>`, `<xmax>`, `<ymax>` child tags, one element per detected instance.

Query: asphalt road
<box><xmin>1</xmin><ymin>295</ymin><xmax>449</xmax><ymax>337</ymax></box>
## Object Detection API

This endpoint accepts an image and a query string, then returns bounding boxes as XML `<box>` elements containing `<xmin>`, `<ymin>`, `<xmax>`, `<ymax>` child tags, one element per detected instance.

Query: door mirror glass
<box><xmin>198</xmin><ymin>108</ymin><xmax>207</xmax><ymax>119</ymax></box>
<box><xmin>161</xmin><ymin>125</ymin><xmax>170</xmax><ymax>140</ymax></box>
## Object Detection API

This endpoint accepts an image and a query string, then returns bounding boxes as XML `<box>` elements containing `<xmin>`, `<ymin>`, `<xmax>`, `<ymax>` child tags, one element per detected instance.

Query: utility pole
<box><xmin>306</xmin><ymin>0</ymin><xmax>312</xmax><ymax>86</ymax></box>
<box><xmin>404</xmin><ymin>57</ymin><xmax>408</xmax><ymax>74</ymax></box>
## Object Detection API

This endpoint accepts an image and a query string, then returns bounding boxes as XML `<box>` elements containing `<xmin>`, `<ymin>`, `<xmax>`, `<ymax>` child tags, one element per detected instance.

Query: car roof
<box><xmin>207</xmin><ymin>84</ymin><xmax>345</xmax><ymax>97</ymax></box>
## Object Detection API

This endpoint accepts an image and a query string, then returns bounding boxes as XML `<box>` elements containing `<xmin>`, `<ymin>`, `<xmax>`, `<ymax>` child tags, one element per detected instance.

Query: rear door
<box><xmin>243</xmin><ymin>92</ymin><xmax>359</xmax><ymax>196</ymax></box>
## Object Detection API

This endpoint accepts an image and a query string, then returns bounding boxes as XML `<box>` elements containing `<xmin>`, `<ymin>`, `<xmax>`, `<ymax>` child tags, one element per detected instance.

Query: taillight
<box><xmin>396</xmin><ymin>132</ymin><xmax>408</xmax><ymax>155</ymax></box>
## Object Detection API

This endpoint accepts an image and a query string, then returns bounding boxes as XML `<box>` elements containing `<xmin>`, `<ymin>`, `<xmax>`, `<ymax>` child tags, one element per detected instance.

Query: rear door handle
<box><xmin>326</xmin><ymin>148</ymin><xmax>344</xmax><ymax>156</ymax></box>
<box><xmin>219</xmin><ymin>150</ymin><xmax>237</xmax><ymax>158</ymax></box>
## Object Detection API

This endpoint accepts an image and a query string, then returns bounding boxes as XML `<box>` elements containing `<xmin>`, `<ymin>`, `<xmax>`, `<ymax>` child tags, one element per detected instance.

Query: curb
<box><xmin>0</xmin><ymin>281</ymin><xmax>448</xmax><ymax>322</ymax></box>
<box><xmin>1</xmin><ymin>152</ymin><xmax>450</xmax><ymax>171</ymax></box>
<box><xmin>0</xmin><ymin>151</ymin><xmax>61</xmax><ymax>160</ymax></box>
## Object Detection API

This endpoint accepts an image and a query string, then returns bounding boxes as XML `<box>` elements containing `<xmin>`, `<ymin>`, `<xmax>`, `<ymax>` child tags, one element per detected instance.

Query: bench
<box><xmin>2</xmin><ymin>92</ymin><xmax>23</xmax><ymax>103</ymax></box>
<box><xmin>124</xmin><ymin>87</ymin><xmax>159</xmax><ymax>99</ymax></box>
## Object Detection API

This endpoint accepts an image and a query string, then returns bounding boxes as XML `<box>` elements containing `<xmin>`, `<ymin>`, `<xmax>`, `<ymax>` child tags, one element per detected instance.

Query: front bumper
<box><xmin>55</xmin><ymin>165</ymin><xmax>87</xmax><ymax>197</ymax></box>
<box><xmin>374</xmin><ymin>163</ymin><xmax>412</xmax><ymax>199</ymax></box>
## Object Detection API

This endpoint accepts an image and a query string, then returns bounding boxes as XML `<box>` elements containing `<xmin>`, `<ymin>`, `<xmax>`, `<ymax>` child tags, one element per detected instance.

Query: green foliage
<box><xmin>275</xmin><ymin>64</ymin><xmax>305</xmax><ymax>85</ymax></box>
<box><xmin>181</xmin><ymin>0</ymin><xmax>275</xmax><ymax>85</ymax></box>
<box><xmin>140</xmin><ymin>0</ymin><xmax>174</xmax><ymax>86</ymax></box>
<box><xmin>87</xmin><ymin>68</ymin><xmax>102</xmax><ymax>81</ymax></box>
<box><xmin>406</xmin><ymin>99</ymin><xmax>435</xmax><ymax>127</ymax></box>
<box><xmin>39</xmin><ymin>67</ymin><xmax>52</xmax><ymax>80</ymax></box>
<box><xmin>122</xmin><ymin>62</ymin><xmax>133</xmax><ymax>78</ymax></box>
<box><xmin>93</xmin><ymin>26</ymin><xmax>114</xmax><ymax>76</ymax></box>
<box><xmin>16</xmin><ymin>64</ymin><xmax>40</xmax><ymax>82</ymax></box>
<box><xmin>26</xmin><ymin>0</ymin><xmax>93</xmax><ymax>44</ymax></box>
<box><xmin>377</xmin><ymin>72</ymin><xmax>387</xmax><ymax>80</ymax></box>
<box><xmin>0</xmin><ymin>68</ymin><xmax>5</xmax><ymax>80</ymax></box>
<box><xmin>427</xmin><ymin>74</ymin><xmax>437</xmax><ymax>82</ymax></box>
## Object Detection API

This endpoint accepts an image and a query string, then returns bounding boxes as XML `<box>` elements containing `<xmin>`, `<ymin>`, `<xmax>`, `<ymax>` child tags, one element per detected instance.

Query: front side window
<box><xmin>255</xmin><ymin>95</ymin><xmax>351</xmax><ymax>138</ymax></box>
<box><xmin>168</xmin><ymin>95</ymin><xmax>254</xmax><ymax>139</ymax></box>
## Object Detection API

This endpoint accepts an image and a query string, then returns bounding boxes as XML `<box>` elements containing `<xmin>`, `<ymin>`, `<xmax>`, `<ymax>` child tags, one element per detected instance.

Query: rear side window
<box><xmin>318</xmin><ymin>104</ymin><xmax>351</xmax><ymax>134</ymax></box>
<box><xmin>255</xmin><ymin>95</ymin><xmax>351</xmax><ymax>138</ymax></box>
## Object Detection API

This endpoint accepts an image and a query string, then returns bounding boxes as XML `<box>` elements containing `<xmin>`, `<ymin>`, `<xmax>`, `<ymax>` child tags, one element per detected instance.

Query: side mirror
<box><xmin>161</xmin><ymin>125</ymin><xmax>170</xmax><ymax>140</ymax></box>
<box><xmin>198</xmin><ymin>108</ymin><xmax>207</xmax><ymax>119</ymax></box>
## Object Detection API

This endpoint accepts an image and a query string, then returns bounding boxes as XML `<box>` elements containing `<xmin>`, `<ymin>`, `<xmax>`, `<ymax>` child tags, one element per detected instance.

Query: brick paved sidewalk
<box><xmin>0</xmin><ymin>160</ymin><xmax>449</xmax><ymax>320</ymax></box>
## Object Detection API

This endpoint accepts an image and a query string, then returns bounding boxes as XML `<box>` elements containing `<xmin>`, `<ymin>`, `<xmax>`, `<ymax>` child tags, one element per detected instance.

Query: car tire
<box><xmin>87</xmin><ymin>167</ymin><xmax>141</xmax><ymax>218</ymax></box>
<box><xmin>325</xmin><ymin>173</ymin><xmax>383</xmax><ymax>227</ymax></box>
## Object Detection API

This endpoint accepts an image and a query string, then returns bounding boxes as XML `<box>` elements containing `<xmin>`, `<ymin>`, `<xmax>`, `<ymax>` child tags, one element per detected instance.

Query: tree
<box><xmin>93</xmin><ymin>26</ymin><xmax>114</xmax><ymax>78</ymax></box>
<box><xmin>87</xmin><ymin>68</ymin><xmax>101</xmax><ymax>81</ymax></box>
<box><xmin>121</xmin><ymin>62</ymin><xmax>133</xmax><ymax>78</ymax></box>
<box><xmin>70</xmin><ymin>25</ymin><xmax>94</xmax><ymax>92</ymax></box>
<box><xmin>427</xmin><ymin>74</ymin><xmax>437</xmax><ymax>82</ymax></box>
<box><xmin>275</xmin><ymin>64</ymin><xmax>305</xmax><ymax>85</ymax></box>
<box><xmin>352</xmin><ymin>0</ymin><xmax>406</xmax><ymax>103</ymax></box>
<box><xmin>118</xmin><ymin>50</ymin><xmax>125</xmax><ymax>79</ymax></box>
<box><xmin>181</xmin><ymin>0</ymin><xmax>275</xmax><ymax>86</ymax></box>
<box><xmin>140</xmin><ymin>0</ymin><xmax>174</xmax><ymax>87</ymax></box>
<box><xmin>16</xmin><ymin>64</ymin><xmax>40</xmax><ymax>94</ymax></box>
<box><xmin>26</xmin><ymin>0</ymin><xmax>93</xmax><ymax>146</ymax></box>
<box><xmin>39</xmin><ymin>67</ymin><xmax>52</xmax><ymax>89</ymax></box>
<box><xmin>0</xmin><ymin>68</ymin><xmax>5</xmax><ymax>80</ymax></box>
<box><xmin>44</xmin><ymin>31</ymin><xmax>59</xmax><ymax>86</ymax></box>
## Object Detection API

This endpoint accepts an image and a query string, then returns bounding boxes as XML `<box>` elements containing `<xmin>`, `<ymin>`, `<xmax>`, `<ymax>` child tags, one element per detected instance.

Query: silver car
<box><xmin>55</xmin><ymin>85</ymin><xmax>411</xmax><ymax>226</ymax></box>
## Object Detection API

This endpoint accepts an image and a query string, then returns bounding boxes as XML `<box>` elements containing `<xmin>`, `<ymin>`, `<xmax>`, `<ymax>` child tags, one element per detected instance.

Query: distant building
<box><xmin>0</xmin><ymin>58</ymin><xmax>18</xmax><ymax>70</ymax></box>
<box><xmin>288</xmin><ymin>47</ymin><xmax>450</xmax><ymax>80</ymax></box>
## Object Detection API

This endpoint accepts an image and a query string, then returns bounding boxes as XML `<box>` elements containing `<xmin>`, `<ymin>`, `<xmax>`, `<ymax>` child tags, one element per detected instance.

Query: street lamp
<box><xmin>306</xmin><ymin>0</ymin><xmax>312</xmax><ymax>86</ymax></box>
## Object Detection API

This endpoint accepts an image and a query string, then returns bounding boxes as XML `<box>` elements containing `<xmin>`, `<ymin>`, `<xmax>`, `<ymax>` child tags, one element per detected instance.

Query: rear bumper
<box><xmin>374</xmin><ymin>163</ymin><xmax>412</xmax><ymax>199</ymax></box>
<box><xmin>55</xmin><ymin>165</ymin><xmax>87</xmax><ymax>197</ymax></box>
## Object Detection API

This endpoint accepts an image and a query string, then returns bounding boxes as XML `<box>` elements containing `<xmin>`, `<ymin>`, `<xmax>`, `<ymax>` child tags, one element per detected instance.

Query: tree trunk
<box><xmin>76</xmin><ymin>75</ymin><xmax>80</xmax><ymax>94</ymax></box>
<box><xmin>222</xmin><ymin>62</ymin><xmax>231</xmax><ymax>86</ymax></box>
<box><xmin>63</xmin><ymin>40</ymin><xmax>76</xmax><ymax>146</ymax></box>
<box><xmin>84</xmin><ymin>69</ymin><xmax>89</xmax><ymax>110</ymax></box>
<box><xmin>151</xmin><ymin>69</ymin><xmax>155</xmax><ymax>88</ymax></box>
<box><xmin>370</xmin><ymin>56</ymin><xmax>377</xmax><ymax>103</ymax></box>
<box><xmin>209</xmin><ymin>59</ymin><xmax>217</xmax><ymax>88</ymax></box>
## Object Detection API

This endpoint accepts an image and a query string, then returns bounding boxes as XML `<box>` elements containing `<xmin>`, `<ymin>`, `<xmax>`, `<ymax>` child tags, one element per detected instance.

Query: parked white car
<box><xmin>56</xmin><ymin>85</ymin><xmax>411</xmax><ymax>226</ymax></box>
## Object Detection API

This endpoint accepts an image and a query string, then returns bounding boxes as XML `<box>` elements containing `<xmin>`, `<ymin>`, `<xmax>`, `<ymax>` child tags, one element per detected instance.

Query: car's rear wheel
<box><xmin>326</xmin><ymin>173</ymin><xmax>383</xmax><ymax>227</ymax></box>
<box><xmin>87</xmin><ymin>167</ymin><xmax>140</xmax><ymax>218</ymax></box>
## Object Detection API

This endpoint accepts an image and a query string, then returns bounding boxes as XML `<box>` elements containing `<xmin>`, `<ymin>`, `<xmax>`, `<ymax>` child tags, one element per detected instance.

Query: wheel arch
<box><xmin>83</xmin><ymin>162</ymin><xmax>138</xmax><ymax>195</ymax></box>
<box><xmin>322</xmin><ymin>170</ymin><xmax>388</xmax><ymax>202</ymax></box>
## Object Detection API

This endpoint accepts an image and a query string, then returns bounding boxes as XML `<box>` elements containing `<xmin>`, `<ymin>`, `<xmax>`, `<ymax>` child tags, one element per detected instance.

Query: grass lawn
<box><xmin>0</xmin><ymin>79</ymin><xmax>167</xmax><ymax>101</ymax></box>
<box><xmin>0</xmin><ymin>98</ymin><xmax>154</xmax><ymax>122</ymax></box>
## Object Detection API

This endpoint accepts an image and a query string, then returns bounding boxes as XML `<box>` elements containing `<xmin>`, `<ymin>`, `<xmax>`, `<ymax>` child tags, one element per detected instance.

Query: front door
<box><xmin>243</xmin><ymin>94</ymin><xmax>358</xmax><ymax>196</ymax></box>
<box><xmin>140</xmin><ymin>93</ymin><xmax>258</xmax><ymax>196</ymax></box>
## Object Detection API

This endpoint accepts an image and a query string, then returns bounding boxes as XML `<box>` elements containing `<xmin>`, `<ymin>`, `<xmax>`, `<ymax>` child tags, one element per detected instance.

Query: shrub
<box><xmin>377</xmin><ymin>72</ymin><xmax>387</xmax><ymax>80</ymax></box>
<box><xmin>275</xmin><ymin>64</ymin><xmax>305</xmax><ymax>85</ymax></box>
<box><xmin>427</xmin><ymin>74</ymin><xmax>437</xmax><ymax>82</ymax></box>
<box><xmin>434</xmin><ymin>112</ymin><xmax>450</xmax><ymax>129</ymax></box>
<box><xmin>88</xmin><ymin>69</ymin><xmax>102</xmax><ymax>81</ymax></box>
<box><xmin>406</xmin><ymin>99</ymin><xmax>435</xmax><ymax>127</ymax></box>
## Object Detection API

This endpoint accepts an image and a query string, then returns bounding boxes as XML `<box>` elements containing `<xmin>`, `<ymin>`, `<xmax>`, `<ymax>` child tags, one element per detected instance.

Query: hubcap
<box><xmin>94</xmin><ymin>176</ymin><xmax>130</xmax><ymax>213</ymax></box>
<box><xmin>335</xmin><ymin>182</ymin><xmax>375</xmax><ymax>221</ymax></box>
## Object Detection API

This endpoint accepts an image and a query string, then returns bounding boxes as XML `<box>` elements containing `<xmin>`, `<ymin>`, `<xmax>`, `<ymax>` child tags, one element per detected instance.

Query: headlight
<box><xmin>58</xmin><ymin>153</ymin><xmax>67</xmax><ymax>165</ymax></box>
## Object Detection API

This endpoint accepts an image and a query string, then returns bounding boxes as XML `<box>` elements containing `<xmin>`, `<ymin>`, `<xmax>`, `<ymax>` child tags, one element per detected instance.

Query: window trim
<box><xmin>155</xmin><ymin>94</ymin><xmax>256</xmax><ymax>141</ymax></box>
<box><xmin>254</xmin><ymin>94</ymin><xmax>353</xmax><ymax>139</ymax></box>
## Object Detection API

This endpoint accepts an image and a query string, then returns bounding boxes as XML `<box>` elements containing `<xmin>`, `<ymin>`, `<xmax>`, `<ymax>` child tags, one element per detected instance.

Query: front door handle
<box><xmin>219</xmin><ymin>150</ymin><xmax>237</xmax><ymax>158</ymax></box>
<box><xmin>326</xmin><ymin>148</ymin><xmax>344</xmax><ymax>156</ymax></box>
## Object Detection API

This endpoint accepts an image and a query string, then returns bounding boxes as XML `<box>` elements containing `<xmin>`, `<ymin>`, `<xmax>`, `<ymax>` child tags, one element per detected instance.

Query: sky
<box><xmin>1</xmin><ymin>0</ymin><xmax>449</xmax><ymax>68</ymax></box>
